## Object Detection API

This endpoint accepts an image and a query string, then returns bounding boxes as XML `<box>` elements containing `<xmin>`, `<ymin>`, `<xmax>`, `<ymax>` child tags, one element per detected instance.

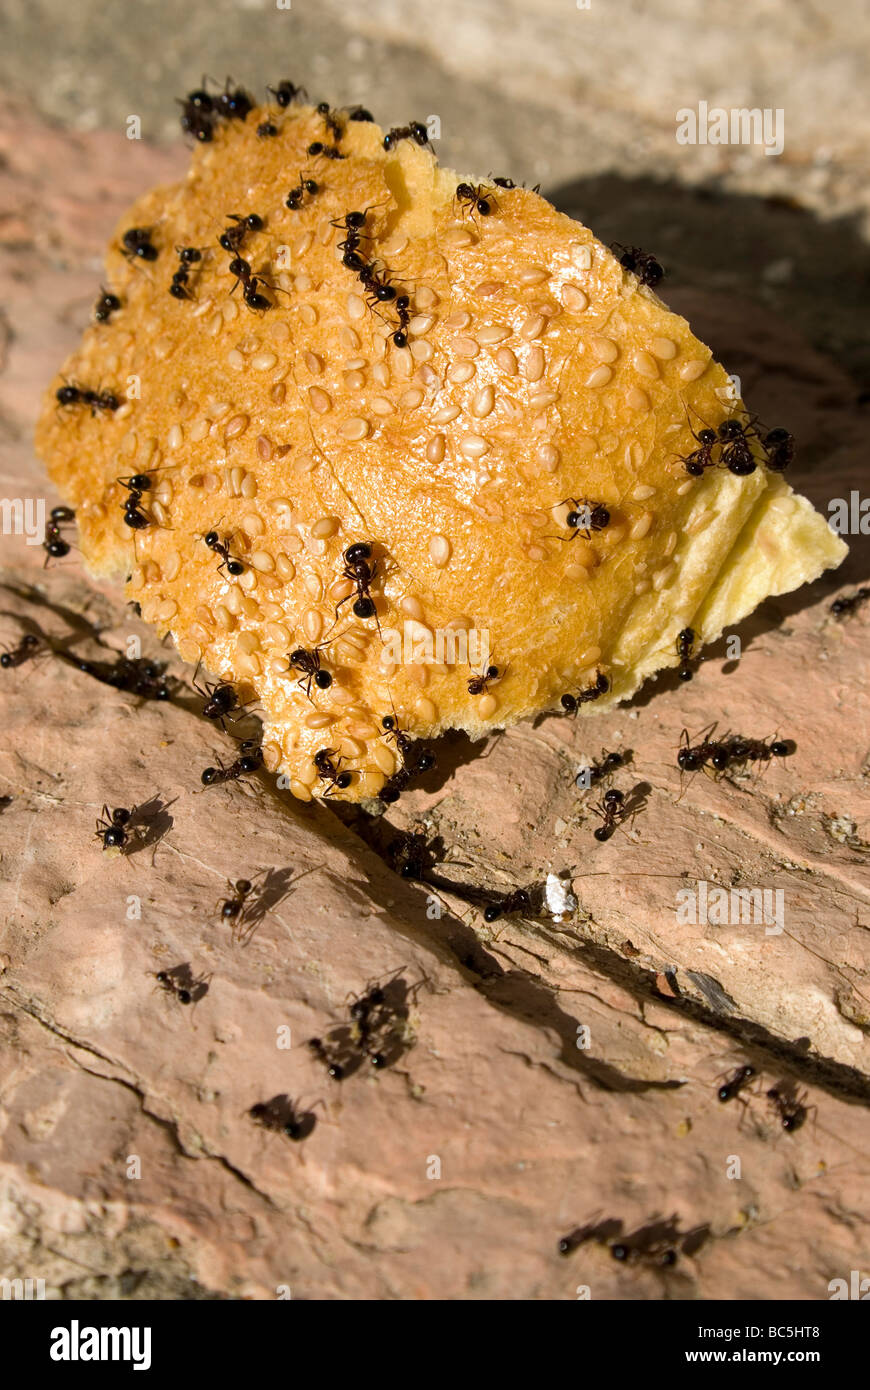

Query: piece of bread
<box><xmin>34</xmin><ymin>95</ymin><xmax>847</xmax><ymax>802</ymax></box>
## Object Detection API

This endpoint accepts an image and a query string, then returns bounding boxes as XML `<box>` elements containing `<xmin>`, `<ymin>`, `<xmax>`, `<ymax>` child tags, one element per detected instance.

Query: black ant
<box><xmin>761</xmin><ymin>426</ymin><xmax>794</xmax><ymax>472</ymax></box>
<box><xmin>117</xmin><ymin>471</ymin><xmax>157</xmax><ymax>530</ymax></box>
<box><xmin>203</xmin><ymin>528</ymin><xmax>245</xmax><ymax>577</ymax></box>
<box><xmin>121</xmin><ymin>226</ymin><xmax>158</xmax><ymax>262</ymax></box>
<box><xmin>557</xmin><ymin>497</ymin><xmax>610</xmax><ymax>541</ymax></box>
<box><xmin>313</xmin><ymin>747</ymin><xmax>352</xmax><ymax>795</ymax></box>
<box><xmin>308</xmin><ymin>1036</ymin><xmax>348</xmax><ymax>1080</ymax></box>
<box><xmin>218</xmin><ymin>877</ymin><xmax>254</xmax><ymax>924</ymax></box>
<box><xmin>717</xmin><ymin>418</ymin><xmax>757</xmax><ymax>476</ymax></box>
<box><xmin>268</xmin><ymin>79</ymin><xmax>307</xmax><ymax>106</ymax></box>
<box><xmin>491</xmin><ymin>175</ymin><xmax>517</xmax><ymax>189</ymax></box>
<box><xmin>455</xmin><ymin>182</ymin><xmax>498</xmax><ymax>217</ymax></box>
<box><xmin>192</xmin><ymin>662</ymin><xmax>245</xmax><ymax>728</ymax></box>
<box><xmin>483</xmin><ymin>888</ymin><xmax>531</xmax><ymax>923</ymax></box>
<box><xmin>467</xmin><ymin>663</ymin><xmax>501</xmax><ymax>696</ymax></box>
<box><xmin>55</xmin><ymin>383</ymin><xmax>120</xmax><ymax>414</ymax></box>
<box><xmin>95</xmin><ymin>804</ymin><xmax>133</xmax><ymax>850</ymax></box>
<box><xmin>611</xmin><ymin>242</ymin><xmax>664</xmax><ymax>288</ymax></box>
<box><xmin>831</xmin><ymin>587</ymin><xmax>870</xmax><ymax>619</ymax></box>
<box><xmin>218</xmin><ymin>212</ymin><xmax>264</xmax><ymax>254</ymax></box>
<box><xmin>378</xmin><ymin>746</ymin><xmax>436</xmax><ymax>803</ymax></box>
<box><xmin>387</xmin><ymin>828</ymin><xmax>431</xmax><ymax>880</ymax></box>
<box><xmin>0</xmin><ymin>633</ymin><xmax>40</xmax><ymax>669</ymax></box>
<box><xmin>575</xmin><ymin>749</ymin><xmax>626</xmax><ymax>790</ymax></box>
<box><xmin>286</xmin><ymin>643</ymin><xmax>333</xmax><ymax>700</ymax></box>
<box><xmin>177</xmin><ymin>92</ymin><xmax>215</xmax><ymax>142</ymax></box>
<box><xmin>381</xmin><ymin>713</ymin><xmax>413</xmax><ymax>757</ymax></box>
<box><xmin>212</xmin><ymin>80</ymin><xmax>254</xmax><ymax>121</ymax></box>
<box><xmin>307</xmin><ymin>141</ymin><xmax>345</xmax><ymax>160</ymax></box>
<box><xmin>677</xmin><ymin>725</ymin><xmax>733</xmax><ymax>774</ymax></box>
<box><xmin>678</xmin><ymin>417</ymin><xmax>717</xmax><ymax>477</ymax></box>
<box><xmin>767</xmin><ymin>1083</ymin><xmax>811</xmax><ymax>1133</ymax></box>
<box><xmin>249</xmin><ymin>1096</ymin><xmax>315</xmax><ymax>1141</ymax></box>
<box><xmin>344</xmin><ymin>104</ymin><xmax>374</xmax><ymax>122</ymax></box>
<box><xmin>43</xmin><ymin>505</ymin><xmax>75</xmax><ymax>565</ymax></box>
<box><xmin>383</xmin><ymin>122</ymin><xmax>430</xmax><ymax>151</ymax></box>
<box><xmin>724</xmin><ymin>734</ymin><xmax>793</xmax><ymax>766</ymax></box>
<box><xmin>155</xmin><ymin>964</ymin><xmax>209</xmax><ymax>1006</ymax></box>
<box><xmin>93</xmin><ymin>288</ymin><xmax>121</xmax><ymax>323</ymax></box>
<box><xmin>71</xmin><ymin>652</ymin><xmax>174</xmax><ymax>701</ymax></box>
<box><xmin>201</xmin><ymin>741</ymin><xmax>263</xmax><ymax>786</ymax></box>
<box><xmin>257</xmin><ymin>120</ymin><xmax>278</xmax><ymax>139</ymax></box>
<box><xmin>560</xmin><ymin>670</ymin><xmax>610</xmax><ymax>712</ymax></box>
<box><xmin>591</xmin><ymin>788</ymin><xmax>627</xmax><ymax>841</ymax></box>
<box><xmin>285</xmin><ymin>172</ymin><xmax>319</xmax><ymax>210</ymax></box>
<box><xmin>676</xmin><ymin>627</ymin><xmax>696</xmax><ymax>681</ymax></box>
<box><xmin>169</xmin><ymin>245</ymin><xmax>203</xmax><ymax>300</ymax></box>
<box><xmin>336</xmin><ymin>542</ymin><xmax>379</xmax><ymax>621</ymax></box>
<box><xmin>717</xmin><ymin>1063</ymin><xmax>757</xmax><ymax>1103</ymax></box>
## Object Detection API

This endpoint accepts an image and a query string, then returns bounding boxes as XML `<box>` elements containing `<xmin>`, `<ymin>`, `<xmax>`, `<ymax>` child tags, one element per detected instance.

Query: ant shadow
<box><xmin>126</xmin><ymin>795</ymin><xmax>175</xmax><ymax>859</ymax></box>
<box><xmin>232</xmin><ymin>864</ymin><xmax>298</xmax><ymax>945</ymax></box>
<box><xmin>250</xmin><ymin>1094</ymin><xmax>318</xmax><ymax>1142</ymax></box>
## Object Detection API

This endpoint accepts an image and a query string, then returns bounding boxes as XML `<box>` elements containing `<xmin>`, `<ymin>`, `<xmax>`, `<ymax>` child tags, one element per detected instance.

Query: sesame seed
<box><xmin>303</xmin><ymin>607</ymin><xmax>324</xmax><ymax>642</ymax></box>
<box><xmin>311</xmin><ymin>517</ymin><xmax>339</xmax><ymax>540</ymax></box>
<box><xmin>679</xmin><ymin>359</ymin><xmax>707</xmax><ymax>382</ymax></box>
<box><xmin>225</xmin><ymin>414</ymin><xmax>249</xmax><ymax>439</ymax></box>
<box><xmin>237</xmin><ymin>630</ymin><xmax>261</xmax><ymax>654</ymax></box>
<box><xmin>373</xmin><ymin>743</ymin><xmax>397</xmax><ymax>776</ymax></box>
<box><xmin>452</xmin><ymin>336</ymin><xmax>480</xmax><ymax>358</ymax></box>
<box><xmin>238</xmin><ymin>569</ymin><xmax>258</xmax><ymax>592</ymax></box>
<box><xmin>189</xmin><ymin>417</ymin><xmax>209</xmax><ymax>442</ymax></box>
<box><xmin>520</xmin><ymin>312</ymin><xmax>546</xmax><ymax>340</ymax></box>
<box><xmin>155</xmin><ymin>597</ymin><xmax>176</xmax><ymax>621</ymax></box>
<box><xmin>495</xmin><ymin>347</ymin><xmax>518</xmax><ymax>375</ymax></box>
<box><xmin>305</xmin><ymin>709</ymin><xmax>334</xmax><ymax>729</ymax></box>
<box><xmin>162</xmin><ymin>548</ymin><xmax>181</xmax><ymax>582</ymax></box>
<box><xmin>476</xmin><ymin>325</ymin><xmax>510</xmax><ymax>345</ymax></box>
<box><xmin>330</xmin><ymin>578</ymin><xmax>356</xmax><ymax>602</ymax></box>
<box><xmin>207</xmin><ymin>313</ymin><xmax>223</xmax><ymax>338</ymax></box>
<box><xmin>460</xmin><ymin>434</ymin><xmax>490</xmax><ymax>459</ymax></box>
<box><xmin>663</xmin><ymin>530</ymin><xmax>678</xmax><ymax>557</ymax></box>
<box><xmin>652</xmin><ymin>562</ymin><xmax>676</xmax><ymax>591</ymax></box>
<box><xmin>409</xmin><ymin>314</ymin><xmax>435</xmax><ymax>336</ymax></box>
<box><xmin>275</xmin><ymin>554</ymin><xmax>296</xmax><ymax>581</ymax></box>
<box><xmin>371</xmin><ymin>362</ymin><xmax>390</xmax><ymax>387</ymax></box>
<box><xmin>289</xmin><ymin>780</ymin><xmax>313</xmax><ymax>803</ymax></box>
<box><xmin>584</xmin><ymin>365</ymin><xmax>612</xmax><ymax>388</ymax></box>
<box><xmin>293</xmin><ymin>231</ymin><xmax>313</xmax><ymax>257</ymax></box>
<box><xmin>536</xmin><ymin>443</ymin><xmax>560</xmax><ymax>472</ymax></box>
<box><xmin>633</xmin><ymin>350</ymin><xmax>659</xmax><ymax>379</ymax></box>
<box><xmin>433</xmin><ymin>405</ymin><xmax>461</xmax><ymax>424</ymax></box>
<box><xmin>523</xmin><ymin>347</ymin><xmax>546</xmax><ymax>382</ymax></box>
<box><xmin>517</xmin><ymin>265</ymin><xmax>549</xmax><ymax>285</ymax></box>
<box><xmin>271</xmin><ymin>383</ymin><xmax>287</xmax><ymax>404</ymax></box>
<box><xmin>471</xmin><ymin>385</ymin><xmax>496</xmax><ymax>418</ymax></box>
<box><xmin>257</xmin><ymin>435</ymin><xmax>274</xmax><ymax>461</ymax></box>
<box><xmin>410</xmin><ymin>341</ymin><xmax>433</xmax><ymax>362</ymax></box>
<box><xmin>215</xmin><ymin>604</ymin><xmax>235</xmax><ymax>631</ymax></box>
<box><xmin>150</xmin><ymin>500</ymin><xmax>167</xmax><ymax>527</ymax></box>
<box><xmin>529</xmin><ymin>389</ymin><xmax>558</xmax><ymax>409</ymax></box>
<box><xmin>448</xmin><ymin>362</ymin><xmax>475</xmax><ymax>384</ymax></box>
<box><xmin>676</xmin><ymin>479</ymin><xmax>695</xmax><ymax>496</ymax></box>
<box><xmin>526</xmin><ymin>544</ymin><xmax>548</xmax><ymax>561</ymax></box>
<box><xmin>250</xmin><ymin>551</ymin><xmax>276</xmax><ymax>572</ymax></box>
<box><xmin>444</xmin><ymin>227</ymin><xmax>476</xmax><ymax>248</ymax></box>
<box><xmin>629</xmin><ymin>511</ymin><xmax>654</xmax><ymax>541</ymax></box>
<box><xmin>264</xmin><ymin>621</ymin><xmax>291</xmax><ymax>647</ymax></box>
<box><xmin>228</xmin><ymin>466</ymin><xmax>244</xmax><ymax>495</ymax></box>
<box><xmin>476</xmin><ymin>280</ymin><xmax>505</xmax><ymax>296</ymax></box>
<box><xmin>270</xmin><ymin>321</ymin><xmax>291</xmax><ymax>341</ymax></box>
<box><xmin>589</xmin><ymin>336</ymin><xmax>619</xmax><ymax>363</ymax></box>
<box><xmin>429</xmin><ymin>534</ymin><xmax>451</xmax><ymax>567</ymax></box>
<box><xmin>339</xmin><ymin>737</ymin><xmax>366</xmax><ymax>760</ymax></box>
<box><xmin>344</xmin><ymin>370</ymin><xmax>366</xmax><ymax>390</ymax></box>
<box><xmin>341</xmin><ymin>417</ymin><xmax>370</xmax><ymax>441</ymax></box>
<box><xmin>630</xmin><ymin>484</ymin><xmax>656</xmax><ymax>500</ymax></box>
<box><xmin>299</xmin><ymin>304</ymin><xmax>317</xmax><ymax>326</ymax></box>
<box><xmin>415</xmin><ymin>287</ymin><xmax>439</xmax><ymax>309</ymax></box>
<box><xmin>398</xmin><ymin>387</ymin><xmax>424</xmax><ymax>410</ymax></box>
<box><xmin>478</xmin><ymin>693</ymin><xmax>498</xmax><ymax>718</ymax></box>
<box><xmin>651</xmin><ymin>337</ymin><xmax>678</xmax><ymax>360</ymax></box>
<box><xmin>223</xmin><ymin>299</ymin><xmax>238</xmax><ymax>323</ymax></box>
<box><xmin>577</xmin><ymin>646</ymin><xmax>602</xmax><ymax>667</ymax></box>
<box><xmin>426</xmin><ymin>434</ymin><xmax>447</xmax><ymax>464</ymax></box>
<box><xmin>371</xmin><ymin>397</ymin><xmax>396</xmax><ymax>416</ymax></box>
<box><xmin>417</xmin><ymin>364</ymin><xmax>441</xmax><ymax>389</ymax></box>
<box><xmin>415</xmin><ymin>696</ymin><xmax>437</xmax><ymax>722</ymax></box>
<box><xmin>606</xmin><ymin>525</ymin><xmax>627</xmax><ymax>544</ymax></box>
<box><xmin>251</xmin><ymin>351</ymin><xmax>277</xmax><ymax>371</ymax></box>
<box><xmin>167</xmin><ymin>424</ymin><xmax>183</xmax><ymax>451</ymax></box>
<box><xmin>626</xmin><ymin>387</ymin><xmax>650</xmax><ymax>412</ymax></box>
<box><xmin>154</xmin><ymin>480</ymin><xmax>173</xmax><ymax>504</ymax></box>
<box><xmin>566</xmin><ymin>561</ymin><xmax>592</xmax><ymax>580</ymax></box>
<box><xmin>685</xmin><ymin>508</ymin><xmax>715</xmax><ymax>536</ymax></box>
<box><xmin>308</xmin><ymin>387</ymin><xmax>331</xmax><ymax>414</ymax></box>
<box><xmin>561</xmin><ymin>284</ymin><xmax>589</xmax><ymax>313</ymax></box>
<box><xmin>341</xmin><ymin>327</ymin><xmax>361</xmax><ymax>351</ymax></box>
<box><xmin>401</xmin><ymin>596</ymin><xmax>425</xmax><ymax>621</ymax></box>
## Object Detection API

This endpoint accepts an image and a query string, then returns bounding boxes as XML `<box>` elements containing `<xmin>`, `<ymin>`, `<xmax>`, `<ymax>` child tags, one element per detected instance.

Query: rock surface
<box><xmin>1</xmin><ymin>55</ymin><xmax>870</xmax><ymax>1299</ymax></box>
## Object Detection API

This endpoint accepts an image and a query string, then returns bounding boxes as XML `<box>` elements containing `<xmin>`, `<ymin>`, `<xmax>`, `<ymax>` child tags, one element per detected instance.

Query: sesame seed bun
<box><xmin>34</xmin><ymin>99</ymin><xmax>847</xmax><ymax>802</ymax></box>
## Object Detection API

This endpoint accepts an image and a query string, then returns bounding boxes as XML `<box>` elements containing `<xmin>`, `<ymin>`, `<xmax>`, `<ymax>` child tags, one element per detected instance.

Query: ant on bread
<box><xmin>611</xmin><ymin>242</ymin><xmax>664</xmax><ymax>288</ymax></box>
<box><xmin>93</xmin><ymin>288</ymin><xmax>121</xmax><ymax>323</ymax></box>
<box><xmin>121</xmin><ymin>226</ymin><xmax>158</xmax><ymax>262</ymax></box>
<box><xmin>55</xmin><ymin>382</ymin><xmax>120</xmax><ymax>415</ymax></box>
<box><xmin>169</xmin><ymin>245</ymin><xmax>204</xmax><ymax>301</ymax></box>
<box><xmin>383</xmin><ymin>122</ymin><xmax>430</xmax><ymax>151</ymax></box>
<box><xmin>560</xmin><ymin>670</ymin><xmax>609</xmax><ymax>712</ymax></box>
<box><xmin>454</xmin><ymin>182</ymin><xmax>498</xmax><ymax>218</ymax></box>
<box><xmin>218</xmin><ymin>212</ymin><xmax>264</xmax><ymax>254</ymax></box>
<box><xmin>761</xmin><ymin>426</ymin><xmax>794</xmax><ymax>472</ymax></box>
<box><xmin>117</xmin><ymin>472</ymin><xmax>157</xmax><ymax>531</ymax></box>
<box><xmin>267</xmin><ymin>79</ymin><xmax>308</xmax><ymax>107</ymax></box>
<box><xmin>313</xmin><ymin>747</ymin><xmax>352</xmax><ymax>796</ymax></box>
<box><xmin>203</xmin><ymin>528</ymin><xmax>245</xmax><ymax>578</ymax></box>
<box><xmin>286</xmin><ymin>172</ymin><xmax>319</xmax><ymax>210</ymax></box>
<box><xmin>335</xmin><ymin>543</ymin><xmax>380</xmax><ymax>623</ymax></box>
<box><xmin>286</xmin><ymin>643</ymin><xmax>333</xmax><ymax>701</ymax></box>
<box><xmin>192</xmin><ymin>663</ymin><xmax>249</xmax><ymax>729</ymax></box>
<box><xmin>556</xmin><ymin>497</ymin><xmax>610</xmax><ymax>542</ymax></box>
<box><xmin>467</xmin><ymin>662</ymin><xmax>502</xmax><ymax>696</ymax></box>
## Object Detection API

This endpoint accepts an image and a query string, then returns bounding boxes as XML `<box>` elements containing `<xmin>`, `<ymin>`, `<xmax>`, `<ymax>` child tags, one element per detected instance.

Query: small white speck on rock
<box><xmin>546</xmin><ymin>873</ymin><xmax>577</xmax><ymax>920</ymax></box>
